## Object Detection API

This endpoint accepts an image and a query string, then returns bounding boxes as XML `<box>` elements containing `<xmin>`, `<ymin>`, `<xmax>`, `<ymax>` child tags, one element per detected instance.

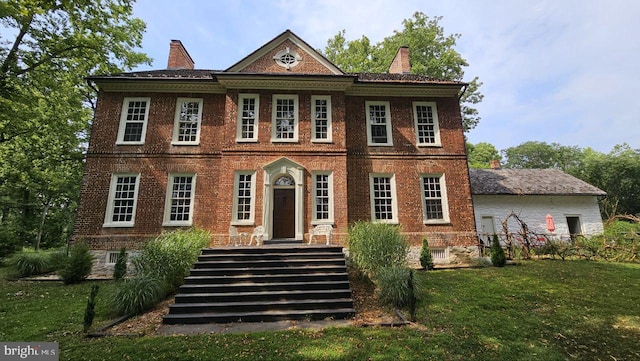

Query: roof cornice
<box><xmin>215</xmin><ymin>74</ymin><xmax>355</xmax><ymax>91</ymax></box>
<box><xmin>346</xmin><ymin>83</ymin><xmax>463</xmax><ymax>97</ymax></box>
<box><xmin>93</xmin><ymin>79</ymin><xmax>226</xmax><ymax>93</ymax></box>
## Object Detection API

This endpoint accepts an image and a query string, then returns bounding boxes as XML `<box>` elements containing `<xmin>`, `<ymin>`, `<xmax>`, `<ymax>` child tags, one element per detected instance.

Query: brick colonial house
<box><xmin>75</xmin><ymin>30</ymin><xmax>478</xmax><ymax>271</ymax></box>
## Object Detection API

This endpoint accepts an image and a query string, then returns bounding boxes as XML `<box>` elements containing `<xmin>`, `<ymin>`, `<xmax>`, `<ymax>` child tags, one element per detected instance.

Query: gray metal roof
<box><xmin>469</xmin><ymin>168</ymin><xmax>606</xmax><ymax>196</ymax></box>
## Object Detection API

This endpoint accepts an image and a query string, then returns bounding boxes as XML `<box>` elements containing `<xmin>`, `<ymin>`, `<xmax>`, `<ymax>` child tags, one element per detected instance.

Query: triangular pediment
<box><xmin>225</xmin><ymin>30</ymin><xmax>344</xmax><ymax>75</ymax></box>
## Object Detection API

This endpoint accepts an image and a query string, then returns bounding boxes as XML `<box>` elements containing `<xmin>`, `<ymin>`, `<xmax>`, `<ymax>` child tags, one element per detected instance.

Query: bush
<box><xmin>346</xmin><ymin>222</ymin><xmax>408</xmax><ymax>279</ymax></box>
<box><xmin>59</xmin><ymin>242</ymin><xmax>94</xmax><ymax>285</ymax></box>
<box><xmin>376</xmin><ymin>267</ymin><xmax>417</xmax><ymax>316</ymax></box>
<box><xmin>132</xmin><ymin>229</ymin><xmax>210</xmax><ymax>293</ymax></box>
<box><xmin>111</xmin><ymin>275</ymin><xmax>164</xmax><ymax>316</ymax></box>
<box><xmin>419</xmin><ymin>238</ymin><xmax>434</xmax><ymax>270</ymax></box>
<box><xmin>5</xmin><ymin>248</ymin><xmax>67</xmax><ymax>278</ymax></box>
<box><xmin>84</xmin><ymin>285</ymin><xmax>99</xmax><ymax>332</ymax></box>
<box><xmin>490</xmin><ymin>234</ymin><xmax>506</xmax><ymax>267</ymax></box>
<box><xmin>113</xmin><ymin>247</ymin><xmax>128</xmax><ymax>281</ymax></box>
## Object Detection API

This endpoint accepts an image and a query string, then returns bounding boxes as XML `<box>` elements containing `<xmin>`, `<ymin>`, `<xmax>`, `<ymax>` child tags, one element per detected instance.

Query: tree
<box><xmin>501</xmin><ymin>141</ymin><xmax>584</xmax><ymax>171</ymax></box>
<box><xmin>490</xmin><ymin>234</ymin><xmax>506</xmax><ymax>267</ymax></box>
<box><xmin>323</xmin><ymin>12</ymin><xmax>483</xmax><ymax>132</ymax></box>
<box><xmin>0</xmin><ymin>0</ymin><xmax>151</xmax><ymax>253</ymax></box>
<box><xmin>467</xmin><ymin>142</ymin><xmax>501</xmax><ymax>168</ymax></box>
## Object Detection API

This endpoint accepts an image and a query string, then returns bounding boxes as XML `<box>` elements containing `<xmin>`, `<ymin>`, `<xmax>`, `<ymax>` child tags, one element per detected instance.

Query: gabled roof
<box><xmin>225</xmin><ymin>29</ymin><xmax>344</xmax><ymax>75</ymax></box>
<box><xmin>469</xmin><ymin>168</ymin><xmax>606</xmax><ymax>196</ymax></box>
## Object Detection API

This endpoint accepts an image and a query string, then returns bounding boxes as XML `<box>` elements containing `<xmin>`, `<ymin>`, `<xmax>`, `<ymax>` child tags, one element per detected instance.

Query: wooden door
<box><xmin>273</xmin><ymin>189</ymin><xmax>295</xmax><ymax>238</ymax></box>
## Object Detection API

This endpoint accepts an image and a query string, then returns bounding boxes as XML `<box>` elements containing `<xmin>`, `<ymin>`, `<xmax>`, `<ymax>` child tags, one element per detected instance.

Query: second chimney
<box><xmin>388</xmin><ymin>46</ymin><xmax>411</xmax><ymax>74</ymax></box>
<box><xmin>490</xmin><ymin>160</ymin><xmax>502</xmax><ymax>170</ymax></box>
<box><xmin>167</xmin><ymin>40</ymin><xmax>194</xmax><ymax>70</ymax></box>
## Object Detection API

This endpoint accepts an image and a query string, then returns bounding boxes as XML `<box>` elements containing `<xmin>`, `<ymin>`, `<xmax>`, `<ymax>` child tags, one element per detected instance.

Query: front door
<box><xmin>273</xmin><ymin>189</ymin><xmax>295</xmax><ymax>238</ymax></box>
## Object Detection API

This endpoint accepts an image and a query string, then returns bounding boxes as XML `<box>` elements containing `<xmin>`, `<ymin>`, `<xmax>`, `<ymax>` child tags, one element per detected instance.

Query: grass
<box><xmin>1</xmin><ymin>261</ymin><xmax>639</xmax><ymax>360</ymax></box>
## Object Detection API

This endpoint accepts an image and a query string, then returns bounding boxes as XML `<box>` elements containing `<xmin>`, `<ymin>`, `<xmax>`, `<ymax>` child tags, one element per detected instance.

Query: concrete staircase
<box><xmin>162</xmin><ymin>245</ymin><xmax>355</xmax><ymax>324</ymax></box>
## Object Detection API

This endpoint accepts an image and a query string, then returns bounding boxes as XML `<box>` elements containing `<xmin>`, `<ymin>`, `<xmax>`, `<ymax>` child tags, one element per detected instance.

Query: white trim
<box><xmin>171</xmin><ymin>98</ymin><xmax>203</xmax><ymax>145</ymax></box>
<box><xmin>262</xmin><ymin>158</ymin><xmax>305</xmax><ymax>240</ymax></box>
<box><xmin>413</xmin><ymin>101</ymin><xmax>441</xmax><ymax>147</ymax></box>
<box><xmin>311</xmin><ymin>171</ymin><xmax>334</xmax><ymax>224</ymax></box>
<box><xmin>365</xmin><ymin>101</ymin><xmax>393</xmax><ymax>146</ymax></box>
<box><xmin>236</xmin><ymin>94</ymin><xmax>260</xmax><ymax>142</ymax></box>
<box><xmin>369</xmin><ymin>173</ymin><xmax>398</xmax><ymax>224</ymax></box>
<box><xmin>271</xmin><ymin>94</ymin><xmax>299</xmax><ymax>142</ymax></box>
<box><xmin>116</xmin><ymin>97</ymin><xmax>150</xmax><ymax>145</ymax></box>
<box><xmin>421</xmin><ymin>174</ymin><xmax>450</xmax><ymax>224</ymax></box>
<box><xmin>311</xmin><ymin>95</ymin><xmax>333</xmax><ymax>143</ymax></box>
<box><xmin>103</xmin><ymin>173</ymin><xmax>141</xmax><ymax>228</ymax></box>
<box><xmin>163</xmin><ymin>173</ymin><xmax>197</xmax><ymax>226</ymax></box>
<box><xmin>231</xmin><ymin>171</ymin><xmax>256</xmax><ymax>225</ymax></box>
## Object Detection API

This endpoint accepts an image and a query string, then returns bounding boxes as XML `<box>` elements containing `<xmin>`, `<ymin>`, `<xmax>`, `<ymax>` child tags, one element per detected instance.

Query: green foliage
<box><xmin>376</xmin><ymin>267</ymin><xmax>417</xmax><ymax>316</ymax></box>
<box><xmin>83</xmin><ymin>285</ymin><xmax>99</xmax><ymax>333</ymax></box>
<box><xmin>132</xmin><ymin>229</ymin><xmax>210</xmax><ymax>294</ymax></box>
<box><xmin>324</xmin><ymin>12</ymin><xmax>483</xmax><ymax>132</ymax></box>
<box><xmin>110</xmin><ymin>274</ymin><xmax>164</xmax><ymax>316</ymax></box>
<box><xmin>419</xmin><ymin>238</ymin><xmax>434</xmax><ymax>270</ymax></box>
<box><xmin>604</xmin><ymin>220</ymin><xmax>640</xmax><ymax>238</ymax></box>
<box><xmin>59</xmin><ymin>242</ymin><xmax>94</xmax><ymax>285</ymax></box>
<box><xmin>501</xmin><ymin>141</ymin><xmax>584</xmax><ymax>171</ymax></box>
<box><xmin>490</xmin><ymin>234</ymin><xmax>507</xmax><ymax>267</ymax></box>
<box><xmin>5</xmin><ymin>248</ymin><xmax>66</xmax><ymax>278</ymax></box>
<box><xmin>467</xmin><ymin>142</ymin><xmax>501</xmax><ymax>168</ymax></box>
<box><xmin>346</xmin><ymin>222</ymin><xmax>408</xmax><ymax>279</ymax></box>
<box><xmin>113</xmin><ymin>247</ymin><xmax>128</xmax><ymax>281</ymax></box>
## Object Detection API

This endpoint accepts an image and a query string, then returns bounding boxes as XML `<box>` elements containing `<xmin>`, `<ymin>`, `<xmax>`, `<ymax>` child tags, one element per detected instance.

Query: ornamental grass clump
<box><xmin>111</xmin><ymin>275</ymin><xmax>164</xmax><ymax>316</ymax></box>
<box><xmin>346</xmin><ymin>221</ymin><xmax>408</xmax><ymax>279</ymax></box>
<box><xmin>5</xmin><ymin>248</ymin><xmax>67</xmax><ymax>278</ymax></box>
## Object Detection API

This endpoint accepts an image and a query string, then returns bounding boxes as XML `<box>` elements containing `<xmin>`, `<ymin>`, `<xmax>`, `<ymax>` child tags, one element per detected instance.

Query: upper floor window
<box><xmin>366</xmin><ymin>101</ymin><xmax>393</xmax><ymax>146</ymax></box>
<box><xmin>413</xmin><ymin>102</ymin><xmax>441</xmax><ymax>146</ymax></box>
<box><xmin>369</xmin><ymin>173</ymin><xmax>398</xmax><ymax>223</ymax></box>
<box><xmin>272</xmin><ymin>95</ymin><xmax>299</xmax><ymax>142</ymax></box>
<box><xmin>311</xmin><ymin>96</ymin><xmax>332</xmax><ymax>143</ymax></box>
<box><xmin>104</xmin><ymin>173</ymin><xmax>140</xmax><ymax>227</ymax></box>
<box><xmin>312</xmin><ymin>171</ymin><xmax>334</xmax><ymax>224</ymax></box>
<box><xmin>232</xmin><ymin>171</ymin><xmax>256</xmax><ymax>225</ymax></box>
<box><xmin>172</xmin><ymin>98</ymin><xmax>203</xmax><ymax>145</ymax></box>
<box><xmin>421</xmin><ymin>174</ymin><xmax>450</xmax><ymax>223</ymax></box>
<box><xmin>163</xmin><ymin>173</ymin><xmax>196</xmax><ymax>226</ymax></box>
<box><xmin>117</xmin><ymin>98</ymin><xmax>150</xmax><ymax>145</ymax></box>
<box><xmin>236</xmin><ymin>94</ymin><xmax>259</xmax><ymax>142</ymax></box>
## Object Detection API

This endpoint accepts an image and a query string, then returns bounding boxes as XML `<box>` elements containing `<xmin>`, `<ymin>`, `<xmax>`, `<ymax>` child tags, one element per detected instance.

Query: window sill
<box><xmin>416</xmin><ymin>143</ymin><xmax>443</xmax><ymax>148</ymax></box>
<box><xmin>231</xmin><ymin>220</ymin><xmax>255</xmax><ymax>226</ymax></box>
<box><xmin>103</xmin><ymin>222</ymin><xmax>135</xmax><ymax>228</ymax></box>
<box><xmin>271</xmin><ymin>139</ymin><xmax>299</xmax><ymax>143</ymax></box>
<box><xmin>311</xmin><ymin>220</ymin><xmax>335</xmax><ymax>226</ymax></box>
<box><xmin>171</xmin><ymin>142</ymin><xmax>200</xmax><ymax>146</ymax></box>
<box><xmin>367</xmin><ymin>143</ymin><xmax>394</xmax><ymax>147</ymax></box>
<box><xmin>162</xmin><ymin>221</ymin><xmax>193</xmax><ymax>227</ymax></box>
<box><xmin>311</xmin><ymin>140</ymin><xmax>333</xmax><ymax>144</ymax></box>
<box><xmin>236</xmin><ymin>139</ymin><xmax>259</xmax><ymax>143</ymax></box>
<box><xmin>115</xmin><ymin>141</ymin><xmax>144</xmax><ymax>146</ymax></box>
<box><xmin>423</xmin><ymin>220</ymin><xmax>451</xmax><ymax>225</ymax></box>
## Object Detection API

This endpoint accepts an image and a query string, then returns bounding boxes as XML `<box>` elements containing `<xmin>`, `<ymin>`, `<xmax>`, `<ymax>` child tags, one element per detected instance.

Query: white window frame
<box><xmin>116</xmin><ymin>97</ymin><xmax>150</xmax><ymax>145</ymax></box>
<box><xmin>369</xmin><ymin>173</ymin><xmax>398</xmax><ymax>223</ymax></box>
<box><xmin>311</xmin><ymin>171</ymin><xmax>334</xmax><ymax>225</ymax></box>
<box><xmin>103</xmin><ymin>173</ymin><xmax>141</xmax><ymax>228</ymax></box>
<box><xmin>231</xmin><ymin>171</ymin><xmax>256</xmax><ymax>225</ymax></box>
<box><xmin>236</xmin><ymin>94</ymin><xmax>260</xmax><ymax>142</ymax></box>
<box><xmin>271</xmin><ymin>94</ymin><xmax>299</xmax><ymax>142</ymax></box>
<box><xmin>365</xmin><ymin>101</ymin><xmax>393</xmax><ymax>146</ymax></box>
<box><xmin>106</xmin><ymin>250</ymin><xmax>129</xmax><ymax>265</ymax></box>
<box><xmin>163</xmin><ymin>173</ymin><xmax>197</xmax><ymax>226</ymax></box>
<box><xmin>421</xmin><ymin>174</ymin><xmax>450</xmax><ymax>224</ymax></box>
<box><xmin>172</xmin><ymin>98</ymin><xmax>203</xmax><ymax>145</ymax></box>
<box><xmin>311</xmin><ymin>95</ymin><xmax>332</xmax><ymax>143</ymax></box>
<box><xmin>413</xmin><ymin>101</ymin><xmax>441</xmax><ymax>146</ymax></box>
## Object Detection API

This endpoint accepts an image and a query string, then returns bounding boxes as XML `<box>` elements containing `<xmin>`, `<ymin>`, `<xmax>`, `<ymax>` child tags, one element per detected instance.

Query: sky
<box><xmin>131</xmin><ymin>0</ymin><xmax>640</xmax><ymax>153</ymax></box>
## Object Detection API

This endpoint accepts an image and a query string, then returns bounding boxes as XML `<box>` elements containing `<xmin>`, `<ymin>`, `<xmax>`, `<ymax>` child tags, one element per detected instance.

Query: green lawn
<box><xmin>1</xmin><ymin>261</ymin><xmax>638</xmax><ymax>361</ymax></box>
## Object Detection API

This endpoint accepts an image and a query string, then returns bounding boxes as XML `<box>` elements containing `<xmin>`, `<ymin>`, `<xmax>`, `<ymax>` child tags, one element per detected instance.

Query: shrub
<box><xmin>490</xmin><ymin>234</ymin><xmax>506</xmax><ymax>267</ymax></box>
<box><xmin>574</xmin><ymin>236</ymin><xmax>601</xmax><ymax>260</ymax></box>
<box><xmin>346</xmin><ymin>222</ymin><xmax>408</xmax><ymax>279</ymax></box>
<box><xmin>113</xmin><ymin>247</ymin><xmax>128</xmax><ymax>281</ymax></box>
<box><xmin>84</xmin><ymin>285</ymin><xmax>99</xmax><ymax>332</ymax></box>
<box><xmin>132</xmin><ymin>229</ymin><xmax>209</xmax><ymax>293</ymax></box>
<box><xmin>111</xmin><ymin>275</ymin><xmax>164</xmax><ymax>316</ymax></box>
<box><xmin>376</xmin><ymin>266</ymin><xmax>417</xmax><ymax>313</ymax></box>
<box><xmin>5</xmin><ymin>248</ymin><xmax>67</xmax><ymax>278</ymax></box>
<box><xmin>419</xmin><ymin>238</ymin><xmax>434</xmax><ymax>270</ymax></box>
<box><xmin>59</xmin><ymin>242</ymin><xmax>94</xmax><ymax>285</ymax></box>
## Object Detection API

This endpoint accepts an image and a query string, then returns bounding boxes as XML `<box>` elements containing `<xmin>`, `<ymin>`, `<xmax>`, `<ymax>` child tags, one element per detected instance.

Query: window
<box><xmin>163</xmin><ymin>174</ymin><xmax>196</xmax><ymax>226</ymax></box>
<box><xmin>232</xmin><ymin>171</ymin><xmax>256</xmax><ymax>225</ymax></box>
<box><xmin>172</xmin><ymin>98</ymin><xmax>203</xmax><ymax>145</ymax></box>
<box><xmin>104</xmin><ymin>174</ymin><xmax>140</xmax><ymax>227</ymax></box>
<box><xmin>421</xmin><ymin>175</ymin><xmax>450</xmax><ymax>223</ymax></box>
<box><xmin>413</xmin><ymin>102</ymin><xmax>441</xmax><ymax>146</ymax></box>
<box><xmin>236</xmin><ymin>94</ymin><xmax>259</xmax><ymax>142</ymax></box>
<box><xmin>311</xmin><ymin>96</ymin><xmax>332</xmax><ymax>142</ymax></box>
<box><xmin>117</xmin><ymin>98</ymin><xmax>150</xmax><ymax>144</ymax></box>
<box><xmin>272</xmin><ymin>95</ymin><xmax>298</xmax><ymax>142</ymax></box>
<box><xmin>366</xmin><ymin>101</ymin><xmax>393</xmax><ymax>146</ymax></box>
<box><xmin>312</xmin><ymin>171</ymin><xmax>334</xmax><ymax>224</ymax></box>
<box><xmin>369</xmin><ymin>174</ymin><xmax>398</xmax><ymax>223</ymax></box>
<box><xmin>107</xmin><ymin>251</ymin><xmax>128</xmax><ymax>265</ymax></box>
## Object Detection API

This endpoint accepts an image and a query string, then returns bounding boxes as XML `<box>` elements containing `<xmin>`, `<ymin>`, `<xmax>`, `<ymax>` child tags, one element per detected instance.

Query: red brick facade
<box><xmin>75</xmin><ymin>30</ymin><xmax>477</xmax><ymax>257</ymax></box>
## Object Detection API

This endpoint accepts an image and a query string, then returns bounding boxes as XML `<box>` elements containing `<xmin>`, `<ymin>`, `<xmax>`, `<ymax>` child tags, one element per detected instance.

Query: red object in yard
<box><xmin>546</xmin><ymin>214</ymin><xmax>555</xmax><ymax>233</ymax></box>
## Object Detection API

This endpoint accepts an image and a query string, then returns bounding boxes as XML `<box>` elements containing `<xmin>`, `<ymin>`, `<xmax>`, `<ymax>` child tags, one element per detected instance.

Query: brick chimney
<box><xmin>167</xmin><ymin>40</ymin><xmax>194</xmax><ymax>70</ymax></box>
<box><xmin>490</xmin><ymin>159</ymin><xmax>501</xmax><ymax>170</ymax></box>
<box><xmin>388</xmin><ymin>46</ymin><xmax>411</xmax><ymax>74</ymax></box>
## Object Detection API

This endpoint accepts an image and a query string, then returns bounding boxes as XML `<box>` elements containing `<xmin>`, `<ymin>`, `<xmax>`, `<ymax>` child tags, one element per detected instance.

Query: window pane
<box><xmin>275</xmin><ymin>98</ymin><xmax>295</xmax><ymax>139</ymax></box>
<box><xmin>369</xmin><ymin>104</ymin><xmax>388</xmax><ymax>144</ymax></box>
<box><xmin>169</xmin><ymin>176</ymin><xmax>193</xmax><ymax>221</ymax></box>
<box><xmin>315</xmin><ymin>174</ymin><xmax>330</xmax><ymax>220</ymax></box>
<box><xmin>236</xmin><ymin>174</ymin><xmax>252</xmax><ymax>220</ymax></box>
<box><xmin>112</xmin><ymin>176</ymin><xmax>137</xmax><ymax>222</ymax></box>
<box><xmin>177</xmin><ymin>101</ymin><xmax>200</xmax><ymax>142</ymax></box>
<box><xmin>122</xmin><ymin>100</ymin><xmax>147</xmax><ymax>142</ymax></box>
<box><xmin>416</xmin><ymin>105</ymin><xmax>436</xmax><ymax>144</ymax></box>
<box><xmin>314</xmin><ymin>99</ymin><xmax>328</xmax><ymax>139</ymax></box>
<box><xmin>423</xmin><ymin>177</ymin><xmax>444</xmax><ymax>220</ymax></box>
<box><xmin>372</xmin><ymin>177</ymin><xmax>393</xmax><ymax>220</ymax></box>
<box><xmin>241</xmin><ymin>98</ymin><xmax>256</xmax><ymax>139</ymax></box>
